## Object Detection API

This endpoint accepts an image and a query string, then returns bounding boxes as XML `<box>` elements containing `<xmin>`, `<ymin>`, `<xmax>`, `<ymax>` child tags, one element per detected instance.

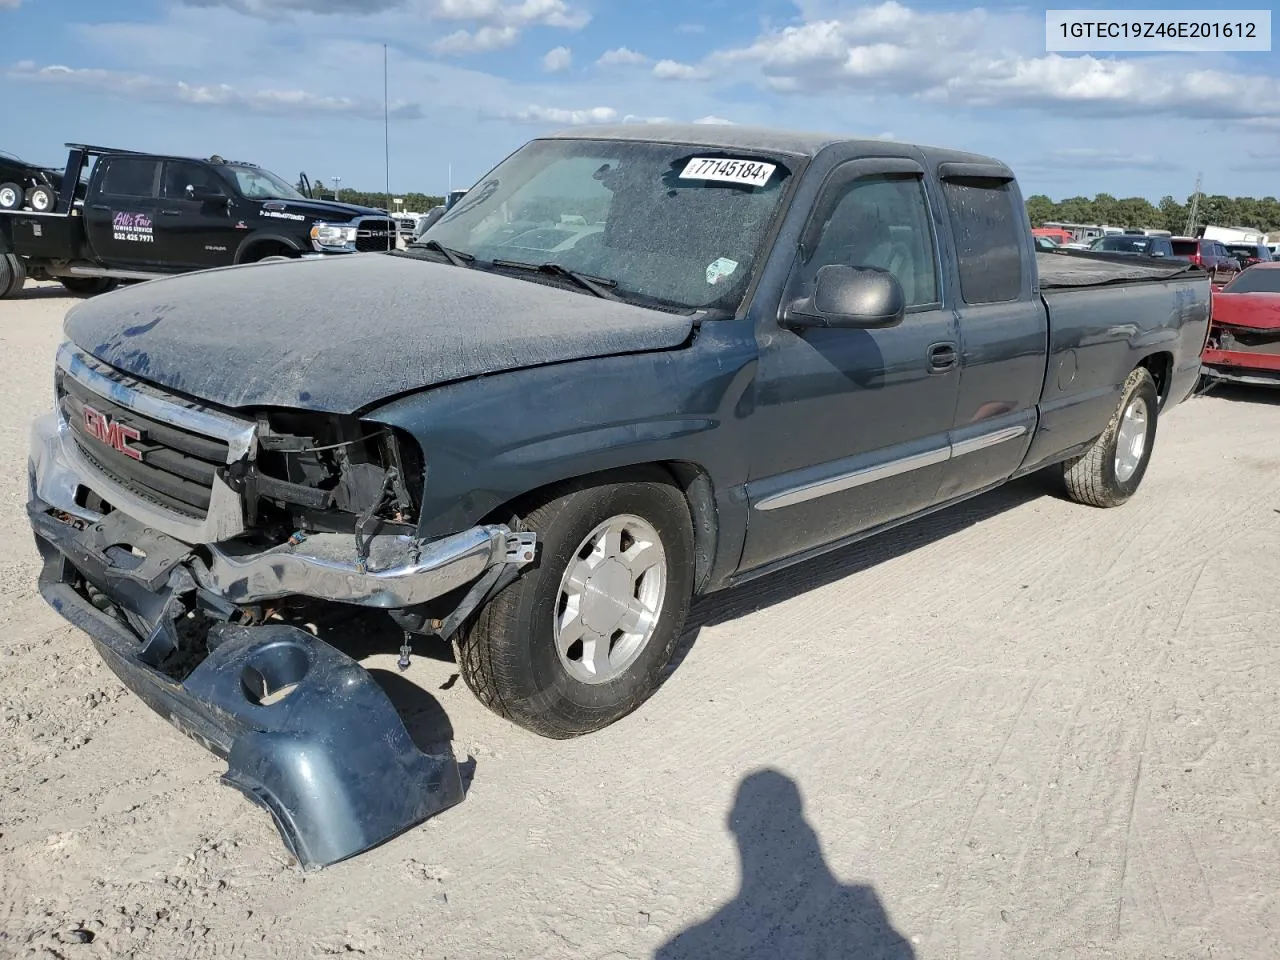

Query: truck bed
<box><xmin>1036</xmin><ymin>250</ymin><xmax>1199</xmax><ymax>290</ymax></box>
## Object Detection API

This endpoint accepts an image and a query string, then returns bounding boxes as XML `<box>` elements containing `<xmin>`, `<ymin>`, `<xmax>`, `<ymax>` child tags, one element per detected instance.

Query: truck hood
<box><xmin>63</xmin><ymin>253</ymin><xmax>696</xmax><ymax>415</ymax></box>
<box><xmin>260</xmin><ymin>197</ymin><xmax>388</xmax><ymax>221</ymax></box>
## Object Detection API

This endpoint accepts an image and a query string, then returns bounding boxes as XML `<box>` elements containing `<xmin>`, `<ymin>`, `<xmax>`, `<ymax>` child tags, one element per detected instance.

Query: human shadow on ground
<box><xmin>654</xmin><ymin>769</ymin><xmax>915</xmax><ymax>960</ymax></box>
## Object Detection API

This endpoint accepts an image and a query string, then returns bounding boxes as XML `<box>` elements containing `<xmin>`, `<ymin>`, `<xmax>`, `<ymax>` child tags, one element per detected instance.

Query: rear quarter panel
<box><xmin>1023</xmin><ymin>274</ymin><xmax>1210</xmax><ymax>470</ymax></box>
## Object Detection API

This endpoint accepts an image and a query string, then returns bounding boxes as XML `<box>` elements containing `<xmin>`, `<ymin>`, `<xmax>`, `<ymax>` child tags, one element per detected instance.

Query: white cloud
<box><xmin>597</xmin><ymin>47</ymin><xmax>649</xmax><ymax>66</ymax></box>
<box><xmin>6</xmin><ymin>61</ymin><xmax>423</xmax><ymax>119</ymax></box>
<box><xmin>432</xmin><ymin>24</ymin><xmax>519</xmax><ymax>54</ymax></box>
<box><xmin>542</xmin><ymin>45</ymin><xmax>572</xmax><ymax>72</ymax></box>
<box><xmin>432</xmin><ymin>0</ymin><xmax>588</xmax><ymax>29</ymax></box>
<box><xmin>652</xmin><ymin>59</ymin><xmax>709</xmax><ymax>81</ymax></box>
<box><xmin>506</xmin><ymin>104</ymin><xmax>618</xmax><ymax>125</ymax></box>
<box><xmin>0</xmin><ymin>0</ymin><xmax>24</xmax><ymax>8</ymax></box>
<box><xmin>693</xmin><ymin>115</ymin><xmax>734</xmax><ymax>124</ymax></box>
<box><xmin>708</xmin><ymin>2</ymin><xmax>1280</xmax><ymax>124</ymax></box>
<box><xmin>1021</xmin><ymin>147</ymin><xmax>1180</xmax><ymax>173</ymax></box>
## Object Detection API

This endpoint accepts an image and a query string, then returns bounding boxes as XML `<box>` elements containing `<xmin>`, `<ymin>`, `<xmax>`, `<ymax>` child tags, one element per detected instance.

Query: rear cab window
<box><xmin>939</xmin><ymin>175</ymin><xmax>1024</xmax><ymax>304</ymax></box>
<box><xmin>98</xmin><ymin>158</ymin><xmax>159</xmax><ymax>198</ymax></box>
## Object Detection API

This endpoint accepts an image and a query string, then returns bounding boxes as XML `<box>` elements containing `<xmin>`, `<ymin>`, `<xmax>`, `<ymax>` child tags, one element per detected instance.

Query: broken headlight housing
<box><xmin>222</xmin><ymin>412</ymin><xmax>425</xmax><ymax>541</ymax></box>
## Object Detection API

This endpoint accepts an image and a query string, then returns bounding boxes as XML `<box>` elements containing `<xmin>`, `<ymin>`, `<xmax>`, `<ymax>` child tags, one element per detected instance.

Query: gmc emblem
<box><xmin>83</xmin><ymin>404</ymin><xmax>144</xmax><ymax>462</ymax></box>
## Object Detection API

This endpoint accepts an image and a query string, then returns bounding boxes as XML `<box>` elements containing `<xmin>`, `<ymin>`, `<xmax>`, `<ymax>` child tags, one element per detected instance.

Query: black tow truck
<box><xmin>0</xmin><ymin>144</ymin><xmax>397</xmax><ymax>298</ymax></box>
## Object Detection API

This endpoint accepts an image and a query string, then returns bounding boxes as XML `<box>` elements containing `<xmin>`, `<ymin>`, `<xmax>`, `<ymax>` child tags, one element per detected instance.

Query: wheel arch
<box><xmin>478</xmin><ymin>460</ymin><xmax>720</xmax><ymax>595</ymax></box>
<box><xmin>1135</xmin><ymin>351</ymin><xmax>1174</xmax><ymax>408</ymax></box>
<box><xmin>234</xmin><ymin>232</ymin><xmax>307</xmax><ymax>264</ymax></box>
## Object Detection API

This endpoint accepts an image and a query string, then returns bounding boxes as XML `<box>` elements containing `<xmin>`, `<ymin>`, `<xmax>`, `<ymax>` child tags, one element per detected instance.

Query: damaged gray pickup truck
<box><xmin>27</xmin><ymin>123</ymin><xmax>1211</xmax><ymax>867</ymax></box>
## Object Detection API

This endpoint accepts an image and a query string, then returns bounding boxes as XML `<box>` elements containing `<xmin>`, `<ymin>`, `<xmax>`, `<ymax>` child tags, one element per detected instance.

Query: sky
<box><xmin>0</xmin><ymin>0</ymin><xmax>1276</xmax><ymax>203</ymax></box>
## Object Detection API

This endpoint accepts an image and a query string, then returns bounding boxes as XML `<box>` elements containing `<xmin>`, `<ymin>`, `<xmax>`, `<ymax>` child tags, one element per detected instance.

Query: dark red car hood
<box><xmin>1211</xmin><ymin>291</ymin><xmax>1280</xmax><ymax>330</ymax></box>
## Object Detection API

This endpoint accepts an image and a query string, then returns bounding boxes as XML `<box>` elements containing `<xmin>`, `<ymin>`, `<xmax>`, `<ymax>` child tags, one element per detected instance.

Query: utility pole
<box><xmin>1184</xmin><ymin>171</ymin><xmax>1202</xmax><ymax>236</ymax></box>
<box><xmin>331</xmin><ymin>176</ymin><xmax>341</xmax><ymax>201</ymax></box>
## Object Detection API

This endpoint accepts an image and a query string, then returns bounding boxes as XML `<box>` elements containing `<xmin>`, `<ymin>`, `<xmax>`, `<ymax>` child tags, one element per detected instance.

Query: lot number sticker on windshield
<box><xmin>679</xmin><ymin>157</ymin><xmax>776</xmax><ymax>188</ymax></box>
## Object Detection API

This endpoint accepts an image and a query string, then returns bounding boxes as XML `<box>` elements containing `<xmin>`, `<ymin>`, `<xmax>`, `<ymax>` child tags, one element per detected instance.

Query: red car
<box><xmin>1202</xmin><ymin>263</ymin><xmax>1280</xmax><ymax>387</ymax></box>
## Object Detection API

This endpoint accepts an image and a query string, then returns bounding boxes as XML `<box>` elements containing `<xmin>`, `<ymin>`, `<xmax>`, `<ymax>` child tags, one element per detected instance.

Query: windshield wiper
<box><xmin>411</xmin><ymin>239</ymin><xmax>474</xmax><ymax>268</ymax></box>
<box><xmin>492</xmin><ymin>259</ymin><xmax>621</xmax><ymax>300</ymax></box>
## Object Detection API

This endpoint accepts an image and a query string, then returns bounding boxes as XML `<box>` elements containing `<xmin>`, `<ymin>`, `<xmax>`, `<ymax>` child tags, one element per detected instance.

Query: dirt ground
<box><xmin>2</xmin><ymin>279</ymin><xmax>1279</xmax><ymax>960</ymax></box>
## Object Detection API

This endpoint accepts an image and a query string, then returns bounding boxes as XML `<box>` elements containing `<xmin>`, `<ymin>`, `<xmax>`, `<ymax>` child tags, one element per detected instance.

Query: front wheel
<box><xmin>457</xmin><ymin>467</ymin><xmax>695</xmax><ymax>739</ymax></box>
<box><xmin>26</xmin><ymin>185</ymin><xmax>55</xmax><ymax>212</ymax></box>
<box><xmin>1061</xmin><ymin>366</ymin><xmax>1159</xmax><ymax>507</ymax></box>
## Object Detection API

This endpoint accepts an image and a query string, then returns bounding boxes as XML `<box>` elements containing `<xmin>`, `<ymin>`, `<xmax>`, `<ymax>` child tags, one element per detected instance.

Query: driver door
<box><xmin>153</xmin><ymin>160</ymin><xmax>236</xmax><ymax>268</ymax></box>
<box><xmin>741</xmin><ymin>158</ymin><xmax>962</xmax><ymax>572</ymax></box>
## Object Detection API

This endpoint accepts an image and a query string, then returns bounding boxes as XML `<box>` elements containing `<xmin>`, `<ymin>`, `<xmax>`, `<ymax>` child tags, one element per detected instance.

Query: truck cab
<box><xmin>0</xmin><ymin>144</ymin><xmax>397</xmax><ymax>297</ymax></box>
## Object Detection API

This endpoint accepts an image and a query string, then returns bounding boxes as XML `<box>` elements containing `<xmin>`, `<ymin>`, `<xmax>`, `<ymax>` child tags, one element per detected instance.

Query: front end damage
<box><xmin>26</xmin><ymin>342</ymin><xmax>538</xmax><ymax>868</ymax></box>
<box><xmin>1202</xmin><ymin>302</ymin><xmax>1280</xmax><ymax>388</ymax></box>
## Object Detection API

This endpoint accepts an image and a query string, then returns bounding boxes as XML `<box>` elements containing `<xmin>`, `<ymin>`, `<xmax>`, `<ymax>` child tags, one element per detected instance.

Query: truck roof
<box><xmin>543</xmin><ymin>122</ymin><xmax>1008</xmax><ymax>170</ymax></box>
<box><xmin>64</xmin><ymin>143</ymin><xmax>260</xmax><ymax>167</ymax></box>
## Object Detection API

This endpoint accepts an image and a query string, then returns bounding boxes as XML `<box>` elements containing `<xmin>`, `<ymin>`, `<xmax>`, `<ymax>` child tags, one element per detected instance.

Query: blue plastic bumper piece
<box><xmin>31</xmin><ymin>505</ymin><xmax>464</xmax><ymax>870</ymax></box>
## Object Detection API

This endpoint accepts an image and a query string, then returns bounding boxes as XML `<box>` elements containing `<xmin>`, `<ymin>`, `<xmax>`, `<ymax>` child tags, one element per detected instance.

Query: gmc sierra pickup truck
<box><xmin>0</xmin><ymin>143</ymin><xmax>395</xmax><ymax>298</ymax></box>
<box><xmin>27</xmin><ymin>124</ymin><xmax>1211</xmax><ymax>867</ymax></box>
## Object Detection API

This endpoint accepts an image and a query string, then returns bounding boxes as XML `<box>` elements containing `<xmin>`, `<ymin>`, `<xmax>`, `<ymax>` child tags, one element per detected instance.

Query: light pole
<box><xmin>330</xmin><ymin>176</ymin><xmax>342</xmax><ymax>201</ymax></box>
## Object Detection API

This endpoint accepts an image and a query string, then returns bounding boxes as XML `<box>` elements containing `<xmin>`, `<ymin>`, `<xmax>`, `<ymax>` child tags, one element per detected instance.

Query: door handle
<box><xmin>90</xmin><ymin>204</ymin><xmax>110</xmax><ymax>211</ymax></box>
<box><xmin>927</xmin><ymin>342</ymin><xmax>958</xmax><ymax>373</ymax></box>
<box><xmin>160</xmin><ymin>209</ymin><xmax>181</xmax><ymax>216</ymax></box>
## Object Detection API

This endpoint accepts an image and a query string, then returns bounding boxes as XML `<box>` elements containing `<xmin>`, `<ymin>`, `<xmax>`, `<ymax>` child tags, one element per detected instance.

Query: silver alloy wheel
<box><xmin>1114</xmin><ymin>396</ymin><xmax>1148</xmax><ymax>483</ymax></box>
<box><xmin>31</xmin><ymin>190</ymin><xmax>52</xmax><ymax>212</ymax></box>
<box><xmin>553</xmin><ymin>513</ymin><xmax>668</xmax><ymax>685</ymax></box>
<box><xmin>0</xmin><ymin>186</ymin><xmax>17</xmax><ymax>208</ymax></box>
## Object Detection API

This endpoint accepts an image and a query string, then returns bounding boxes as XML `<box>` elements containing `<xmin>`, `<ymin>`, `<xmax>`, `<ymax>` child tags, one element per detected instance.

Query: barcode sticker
<box><xmin>679</xmin><ymin>157</ymin><xmax>776</xmax><ymax>188</ymax></box>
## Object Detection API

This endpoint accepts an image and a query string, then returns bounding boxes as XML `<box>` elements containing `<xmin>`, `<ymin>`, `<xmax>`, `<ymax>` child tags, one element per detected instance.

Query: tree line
<box><xmin>295</xmin><ymin>174</ymin><xmax>444</xmax><ymax>211</ymax></box>
<box><xmin>1025</xmin><ymin>192</ymin><xmax>1280</xmax><ymax>235</ymax></box>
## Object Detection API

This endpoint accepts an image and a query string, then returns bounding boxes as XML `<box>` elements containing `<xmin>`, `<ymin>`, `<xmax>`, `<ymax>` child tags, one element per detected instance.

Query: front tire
<box><xmin>58</xmin><ymin>276</ymin><xmax>117</xmax><ymax>296</ymax></box>
<box><xmin>1062</xmin><ymin>366</ymin><xmax>1159</xmax><ymax>507</ymax></box>
<box><xmin>457</xmin><ymin>467</ymin><xmax>695</xmax><ymax>739</ymax></box>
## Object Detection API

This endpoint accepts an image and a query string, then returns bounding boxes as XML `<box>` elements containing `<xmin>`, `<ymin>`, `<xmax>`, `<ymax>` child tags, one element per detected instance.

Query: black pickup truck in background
<box><xmin>26</xmin><ymin>123</ymin><xmax>1212</xmax><ymax>866</ymax></box>
<box><xmin>0</xmin><ymin>143</ymin><xmax>397</xmax><ymax>298</ymax></box>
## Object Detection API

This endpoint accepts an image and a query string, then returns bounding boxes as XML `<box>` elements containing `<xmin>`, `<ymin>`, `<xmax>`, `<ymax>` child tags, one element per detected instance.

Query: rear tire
<box><xmin>1061</xmin><ymin>366</ymin><xmax>1158</xmax><ymax>507</ymax></box>
<box><xmin>0</xmin><ymin>182</ymin><xmax>22</xmax><ymax>211</ymax></box>
<box><xmin>0</xmin><ymin>253</ymin><xmax>26</xmax><ymax>298</ymax></box>
<box><xmin>457</xmin><ymin>467</ymin><xmax>695</xmax><ymax>739</ymax></box>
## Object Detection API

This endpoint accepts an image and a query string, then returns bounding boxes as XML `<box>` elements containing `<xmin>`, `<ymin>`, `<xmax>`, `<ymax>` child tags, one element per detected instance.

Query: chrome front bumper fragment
<box><xmin>193</xmin><ymin>528</ymin><xmax>537</xmax><ymax>609</ymax></box>
<box><xmin>29</xmin><ymin>408</ymin><xmax>537</xmax><ymax>611</ymax></box>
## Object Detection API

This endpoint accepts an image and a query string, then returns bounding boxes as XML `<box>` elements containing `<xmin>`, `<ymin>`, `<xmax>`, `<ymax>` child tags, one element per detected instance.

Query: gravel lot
<box><xmin>2</xmin><ymin>280</ymin><xmax>1279</xmax><ymax>960</ymax></box>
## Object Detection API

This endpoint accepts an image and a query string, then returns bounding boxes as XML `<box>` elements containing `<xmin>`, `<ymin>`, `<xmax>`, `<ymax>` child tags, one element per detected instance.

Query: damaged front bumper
<box><xmin>26</xmin><ymin>408</ymin><xmax>536</xmax><ymax>868</ymax></box>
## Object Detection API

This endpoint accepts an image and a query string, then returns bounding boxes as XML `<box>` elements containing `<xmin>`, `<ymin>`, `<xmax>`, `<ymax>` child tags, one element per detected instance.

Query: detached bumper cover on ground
<box><xmin>25</xmin><ymin>411</ymin><xmax>477</xmax><ymax>869</ymax></box>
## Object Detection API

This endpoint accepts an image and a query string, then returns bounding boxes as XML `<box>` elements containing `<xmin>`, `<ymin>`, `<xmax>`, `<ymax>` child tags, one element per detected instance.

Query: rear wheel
<box><xmin>457</xmin><ymin>467</ymin><xmax>695</xmax><ymax>739</ymax></box>
<box><xmin>0</xmin><ymin>253</ymin><xmax>26</xmax><ymax>298</ymax></box>
<box><xmin>1061</xmin><ymin>366</ymin><xmax>1159</xmax><ymax>507</ymax></box>
<box><xmin>0</xmin><ymin>182</ymin><xmax>23</xmax><ymax>211</ymax></box>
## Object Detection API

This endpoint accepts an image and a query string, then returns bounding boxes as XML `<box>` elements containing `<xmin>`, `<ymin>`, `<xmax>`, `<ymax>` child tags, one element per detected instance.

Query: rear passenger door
<box><xmin>931</xmin><ymin>165</ymin><xmax>1047</xmax><ymax>502</ymax></box>
<box><xmin>85</xmin><ymin>156</ymin><xmax>161</xmax><ymax>266</ymax></box>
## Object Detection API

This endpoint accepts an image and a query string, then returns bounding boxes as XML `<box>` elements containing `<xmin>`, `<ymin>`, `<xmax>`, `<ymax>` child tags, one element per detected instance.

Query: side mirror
<box><xmin>186</xmin><ymin>184</ymin><xmax>227</xmax><ymax>203</ymax></box>
<box><xmin>783</xmin><ymin>264</ymin><xmax>906</xmax><ymax>330</ymax></box>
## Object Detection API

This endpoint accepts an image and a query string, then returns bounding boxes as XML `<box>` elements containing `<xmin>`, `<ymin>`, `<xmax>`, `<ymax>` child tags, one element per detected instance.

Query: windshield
<box><xmin>1222</xmin><ymin>267</ymin><xmax>1280</xmax><ymax>294</ymax></box>
<box><xmin>225</xmin><ymin>164</ymin><xmax>306</xmax><ymax>201</ymax></box>
<box><xmin>1092</xmin><ymin>235</ymin><xmax>1158</xmax><ymax>254</ymax></box>
<box><xmin>418</xmin><ymin>138</ymin><xmax>795</xmax><ymax>311</ymax></box>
